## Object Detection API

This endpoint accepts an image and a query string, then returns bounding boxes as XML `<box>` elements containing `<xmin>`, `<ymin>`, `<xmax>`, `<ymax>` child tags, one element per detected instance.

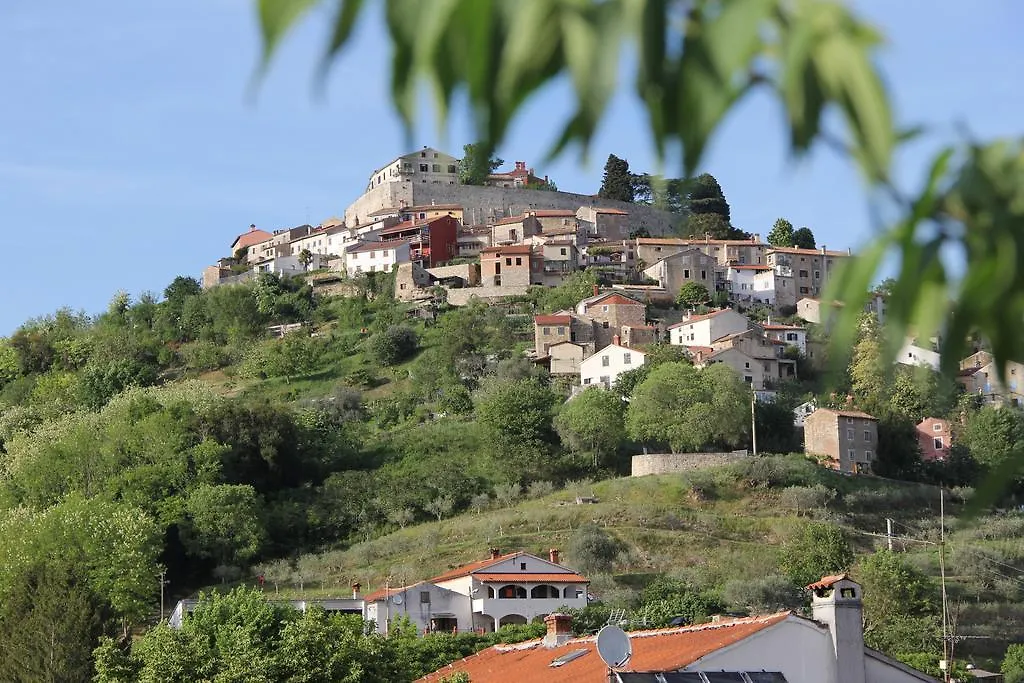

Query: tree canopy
<box><xmin>598</xmin><ymin>154</ymin><xmax>634</xmax><ymax>202</ymax></box>
<box><xmin>767</xmin><ymin>218</ymin><xmax>795</xmax><ymax>247</ymax></box>
<box><xmin>457</xmin><ymin>142</ymin><xmax>503</xmax><ymax>185</ymax></box>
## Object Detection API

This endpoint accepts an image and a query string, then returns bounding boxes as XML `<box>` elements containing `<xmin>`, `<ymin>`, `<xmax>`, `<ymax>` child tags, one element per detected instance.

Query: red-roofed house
<box><xmin>763</xmin><ymin>323</ymin><xmax>808</xmax><ymax>354</ymax></box>
<box><xmin>362</xmin><ymin>549</ymin><xmax>590</xmax><ymax>636</ymax></box>
<box><xmin>804</xmin><ymin>408</ymin><xmax>879</xmax><ymax>474</ymax></box>
<box><xmin>419</xmin><ymin>574</ymin><xmax>937</xmax><ymax>683</ymax></box>
<box><xmin>481</xmin><ymin>244</ymin><xmax>540</xmax><ymax>289</ymax></box>
<box><xmin>916</xmin><ymin>417</ymin><xmax>952</xmax><ymax>461</ymax></box>
<box><xmin>377</xmin><ymin>215</ymin><xmax>459</xmax><ymax>267</ymax></box>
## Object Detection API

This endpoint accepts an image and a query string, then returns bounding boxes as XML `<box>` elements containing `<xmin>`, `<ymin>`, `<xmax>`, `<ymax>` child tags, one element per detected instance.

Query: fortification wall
<box><xmin>344</xmin><ymin>182</ymin><xmax>680</xmax><ymax>235</ymax></box>
<box><xmin>631</xmin><ymin>452</ymin><xmax>748</xmax><ymax>477</ymax></box>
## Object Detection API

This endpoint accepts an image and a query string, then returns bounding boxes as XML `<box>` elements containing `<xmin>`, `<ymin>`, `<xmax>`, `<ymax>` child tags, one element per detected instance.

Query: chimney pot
<box><xmin>489</xmin><ymin>547</ymin><xmax>501</xmax><ymax>560</ymax></box>
<box><xmin>352</xmin><ymin>582</ymin><xmax>361</xmax><ymax>599</ymax></box>
<box><xmin>549</xmin><ymin>549</ymin><xmax>560</xmax><ymax>564</ymax></box>
<box><xmin>613</xmin><ymin>334</ymin><xmax>621</xmax><ymax>346</ymax></box>
<box><xmin>592</xmin><ymin>284</ymin><xmax>599</xmax><ymax>297</ymax></box>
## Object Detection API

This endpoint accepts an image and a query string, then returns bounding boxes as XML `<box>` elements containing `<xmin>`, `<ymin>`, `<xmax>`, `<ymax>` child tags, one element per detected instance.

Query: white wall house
<box><xmin>366</xmin><ymin>146</ymin><xmax>460</xmax><ymax>190</ymax></box>
<box><xmin>764</xmin><ymin>323</ymin><xmax>808</xmax><ymax>354</ymax></box>
<box><xmin>254</xmin><ymin>253</ymin><xmax>332</xmax><ymax>276</ymax></box>
<box><xmin>343</xmin><ymin>240</ymin><xmax>411</xmax><ymax>276</ymax></box>
<box><xmin>668</xmin><ymin>308</ymin><xmax>749</xmax><ymax>347</ymax></box>
<box><xmin>726</xmin><ymin>264</ymin><xmax>777</xmax><ymax>305</ymax></box>
<box><xmin>580</xmin><ymin>343</ymin><xmax>646</xmax><ymax>389</ymax></box>
<box><xmin>363</xmin><ymin>581</ymin><xmax>473</xmax><ymax>636</ymax></box>
<box><xmin>896</xmin><ymin>340</ymin><xmax>941</xmax><ymax>371</ymax></box>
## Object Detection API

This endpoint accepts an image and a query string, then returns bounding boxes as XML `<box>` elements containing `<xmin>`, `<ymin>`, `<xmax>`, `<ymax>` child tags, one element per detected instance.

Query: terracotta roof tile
<box><xmin>806</xmin><ymin>574</ymin><xmax>851</xmax><ymax>590</ymax></box>
<box><xmin>362</xmin><ymin>581</ymin><xmax>426</xmax><ymax>603</ymax></box>
<box><xmin>429</xmin><ymin>553</ymin><xmax>523</xmax><ymax>583</ymax></box>
<box><xmin>493</xmin><ymin>215</ymin><xmax>528</xmax><ymax>226</ymax></box>
<box><xmin>594</xmin><ymin>207</ymin><xmax>629</xmax><ymax>215</ymax></box>
<box><xmin>417</xmin><ymin>612</ymin><xmax>792</xmax><ymax>683</ymax></box>
<box><xmin>769</xmin><ymin>247</ymin><xmax>850</xmax><ymax>257</ymax></box>
<box><xmin>472</xmin><ymin>573</ymin><xmax>588</xmax><ymax>583</ymax></box>
<box><xmin>346</xmin><ymin>239</ymin><xmax>409</xmax><ymax>254</ymax></box>
<box><xmin>232</xmin><ymin>229</ymin><xmax>274</xmax><ymax>250</ymax></box>
<box><xmin>535</xmin><ymin>315</ymin><xmax>572</xmax><ymax>325</ymax></box>
<box><xmin>666</xmin><ymin>309</ymin><xmax>737</xmax><ymax>330</ymax></box>
<box><xmin>481</xmin><ymin>245</ymin><xmax>534</xmax><ymax>255</ymax></box>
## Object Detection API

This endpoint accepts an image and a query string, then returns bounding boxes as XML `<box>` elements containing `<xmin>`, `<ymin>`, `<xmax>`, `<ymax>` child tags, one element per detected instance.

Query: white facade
<box><xmin>794</xmin><ymin>400</ymin><xmax>817</xmax><ymax>427</ymax></box>
<box><xmin>727</xmin><ymin>265</ymin><xmax>777</xmax><ymax>305</ymax></box>
<box><xmin>254</xmin><ymin>253</ymin><xmax>332</xmax><ymax>276</ymax></box>
<box><xmin>364</xmin><ymin>581</ymin><xmax>473</xmax><ymax>636</ymax></box>
<box><xmin>764</xmin><ymin>324</ymin><xmax>808</xmax><ymax>354</ymax></box>
<box><xmin>580</xmin><ymin>343</ymin><xmax>646</xmax><ymax>389</ymax></box>
<box><xmin>366</xmin><ymin>147</ymin><xmax>460</xmax><ymax>190</ymax></box>
<box><xmin>668</xmin><ymin>309</ymin><xmax>749</xmax><ymax>347</ymax></box>
<box><xmin>343</xmin><ymin>241</ymin><xmax>411</xmax><ymax>276</ymax></box>
<box><xmin>896</xmin><ymin>341</ymin><xmax>941</xmax><ymax>371</ymax></box>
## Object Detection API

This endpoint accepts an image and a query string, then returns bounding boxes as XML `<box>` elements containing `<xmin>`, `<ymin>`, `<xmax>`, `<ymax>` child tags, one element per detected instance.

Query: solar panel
<box><xmin>661</xmin><ymin>674</ymin><xmax>705</xmax><ymax>682</ymax></box>
<box><xmin>744</xmin><ymin>673</ymin><xmax>788</xmax><ymax>683</ymax></box>
<box><xmin>617</xmin><ymin>674</ymin><xmax>661</xmax><ymax>683</ymax></box>
<box><xmin>549</xmin><ymin>649</ymin><xmax>589</xmax><ymax>667</ymax></box>
<box><xmin>703</xmin><ymin>673</ymin><xmax>746</xmax><ymax>683</ymax></box>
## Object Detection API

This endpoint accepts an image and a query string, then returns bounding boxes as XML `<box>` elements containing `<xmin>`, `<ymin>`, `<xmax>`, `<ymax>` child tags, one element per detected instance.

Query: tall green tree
<box><xmin>780</xmin><ymin>522</ymin><xmax>854</xmax><ymax>587</ymax></box>
<box><xmin>598</xmin><ymin>154</ymin><xmax>634</xmax><ymax>202</ymax></box>
<box><xmin>457</xmin><ymin>142</ymin><xmax>503</xmax><ymax>185</ymax></box>
<box><xmin>1003</xmin><ymin>643</ymin><xmax>1024</xmax><ymax>683</ymax></box>
<box><xmin>791</xmin><ymin>227</ymin><xmax>816</xmax><ymax>249</ymax></box>
<box><xmin>685</xmin><ymin>173</ymin><xmax>744</xmax><ymax>239</ymax></box>
<box><xmin>181</xmin><ymin>484</ymin><xmax>265</xmax><ymax>570</ymax></box>
<box><xmin>554</xmin><ymin>388</ymin><xmax>625</xmax><ymax>469</ymax></box>
<box><xmin>855</xmin><ymin>550</ymin><xmax>940</xmax><ymax>656</ymax></box>
<box><xmin>626</xmin><ymin>362</ymin><xmax>749</xmax><ymax>452</ymax></box>
<box><xmin>767</xmin><ymin>218</ymin><xmax>795</xmax><ymax>247</ymax></box>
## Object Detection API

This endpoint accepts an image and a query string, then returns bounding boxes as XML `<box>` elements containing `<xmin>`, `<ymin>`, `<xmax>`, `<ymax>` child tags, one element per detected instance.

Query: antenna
<box><xmin>596</xmin><ymin>625</ymin><xmax>632</xmax><ymax>672</ymax></box>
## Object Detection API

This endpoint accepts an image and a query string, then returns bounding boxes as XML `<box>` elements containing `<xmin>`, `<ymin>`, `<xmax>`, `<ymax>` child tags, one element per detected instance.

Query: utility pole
<box><xmin>886</xmin><ymin>518</ymin><xmax>894</xmax><ymax>551</ymax></box>
<box><xmin>939</xmin><ymin>490</ymin><xmax>950</xmax><ymax>682</ymax></box>
<box><xmin>751</xmin><ymin>390</ymin><xmax>758</xmax><ymax>456</ymax></box>
<box><xmin>158</xmin><ymin>569</ymin><xmax>168</xmax><ymax>623</ymax></box>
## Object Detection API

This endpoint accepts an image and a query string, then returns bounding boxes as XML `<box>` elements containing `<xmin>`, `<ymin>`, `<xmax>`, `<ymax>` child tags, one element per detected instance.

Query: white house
<box><xmin>726</xmin><ymin>264</ymin><xmax>777</xmax><ymax>305</ymax></box>
<box><xmin>365</xmin><ymin>146</ymin><xmax>460</xmax><ymax>190</ymax></box>
<box><xmin>363</xmin><ymin>580</ymin><xmax>473</xmax><ymax>636</ymax></box>
<box><xmin>254</xmin><ymin>252</ymin><xmax>332</xmax><ymax>276</ymax></box>
<box><xmin>763</xmin><ymin>323</ymin><xmax>808</xmax><ymax>354</ymax></box>
<box><xmin>343</xmin><ymin>239</ymin><xmax>411</xmax><ymax>276</ymax></box>
<box><xmin>668</xmin><ymin>308</ymin><xmax>749</xmax><ymax>347</ymax></box>
<box><xmin>580</xmin><ymin>341</ymin><xmax>646</xmax><ymax>389</ymax></box>
<box><xmin>896</xmin><ymin>340</ymin><xmax>941</xmax><ymax>371</ymax></box>
<box><xmin>417</xmin><ymin>575</ymin><xmax>939</xmax><ymax>683</ymax></box>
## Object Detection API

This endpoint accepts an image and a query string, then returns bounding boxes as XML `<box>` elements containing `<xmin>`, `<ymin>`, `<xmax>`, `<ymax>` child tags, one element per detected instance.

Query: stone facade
<box><xmin>394</xmin><ymin>262</ymin><xmax>434</xmax><ymax>301</ymax></box>
<box><xmin>643</xmin><ymin>248</ymin><xmax>719</xmax><ymax>296</ymax></box>
<box><xmin>804</xmin><ymin>409</ymin><xmax>878</xmax><ymax>474</ymax></box>
<box><xmin>631</xmin><ymin>452</ymin><xmax>748</xmax><ymax>477</ymax></box>
<box><xmin>575</xmin><ymin>292</ymin><xmax>647</xmax><ymax>350</ymax></box>
<box><xmin>480</xmin><ymin>245</ymin><xmax>537</xmax><ymax>288</ymax></box>
<box><xmin>344</xmin><ymin>182</ymin><xmax>680</xmax><ymax>235</ymax></box>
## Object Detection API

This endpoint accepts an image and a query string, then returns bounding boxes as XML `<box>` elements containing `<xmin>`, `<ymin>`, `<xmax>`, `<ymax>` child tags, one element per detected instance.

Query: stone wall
<box><xmin>631</xmin><ymin>452</ymin><xmax>748</xmax><ymax>477</ymax></box>
<box><xmin>445</xmin><ymin>285</ymin><xmax>531</xmax><ymax>306</ymax></box>
<box><xmin>344</xmin><ymin>182</ymin><xmax>681</xmax><ymax>235</ymax></box>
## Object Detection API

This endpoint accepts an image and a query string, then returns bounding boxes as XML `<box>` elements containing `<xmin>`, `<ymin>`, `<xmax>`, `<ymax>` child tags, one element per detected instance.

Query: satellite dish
<box><xmin>392</xmin><ymin>594</ymin><xmax>404</xmax><ymax>605</ymax></box>
<box><xmin>596</xmin><ymin>625</ymin><xmax>632</xmax><ymax>670</ymax></box>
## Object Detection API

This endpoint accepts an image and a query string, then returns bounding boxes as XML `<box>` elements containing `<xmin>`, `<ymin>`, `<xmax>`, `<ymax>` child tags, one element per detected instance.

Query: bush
<box><xmin>780</xmin><ymin>523</ymin><xmax>854</xmax><ymax>587</ymax></box>
<box><xmin>723</xmin><ymin>574</ymin><xmax>806</xmax><ymax>613</ymax></box>
<box><xmin>369</xmin><ymin>325</ymin><xmax>419</xmax><ymax>366</ymax></box>
<box><xmin>778</xmin><ymin>484</ymin><xmax>837</xmax><ymax>516</ymax></box>
<box><xmin>177</xmin><ymin>340</ymin><xmax>229</xmax><ymax>371</ymax></box>
<box><xmin>568</xmin><ymin>523</ymin><xmax>626</xmax><ymax>575</ymax></box>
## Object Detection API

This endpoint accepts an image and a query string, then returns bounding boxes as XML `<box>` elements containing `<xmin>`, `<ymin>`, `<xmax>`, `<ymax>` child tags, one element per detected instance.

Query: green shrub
<box><xmin>568</xmin><ymin>523</ymin><xmax>626</xmax><ymax>575</ymax></box>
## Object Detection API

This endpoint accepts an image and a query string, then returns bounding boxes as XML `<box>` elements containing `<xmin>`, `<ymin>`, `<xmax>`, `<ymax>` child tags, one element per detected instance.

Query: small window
<box><xmin>848</xmin><ymin>449</ymin><xmax>856</xmax><ymax>461</ymax></box>
<box><xmin>506</xmin><ymin>258</ymin><xmax>512</xmax><ymax>266</ymax></box>
<box><xmin>847</xmin><ymin>429</ymin><xmax>854</xmax><ymax>440</ymax></box>
<box><xmin>420</xmin><ymin>591</ymin><xmax>431</xmax><ymax>604</ymax></box>
<box><xmin>701</xmin><ymin>270</ymin><xmax>707</xmax><ymax>279</ymax></box>
<box><xmin>933</xmin><ymin>423</ymin><xmax>943</xmax><ymax>432</ymax></box>
<box><xmin>447</xmin><ymin>164</ymin><xmax>457</xmax><ymax>173</ymax></box>
<box><xmin>684</xmin><ymin>269</ymin><xmax>690</xmax><ymax>278</ymax></box>
<box><xmin>420</xmin><ymin>151</ymin><xmax>426</xmax><ymax>157</ymax></box>
<box><xmin>419</xmin><ymin>163</ymin><xmax>429</xmax><ymax>172</ymax></box>
<box><xmin>584</xmin><ymin>378</ymin><xmax>591</xmax><ymax>385</ymax></box>
<box><xmin>933</xmin><ymin>437</ymin><xmax>943</xmax><ymax>450</ymax></box>
<box><xmin>846</xmin><ymin>417</ymin><xmax>853</xmax><ymax>424</ymax></box>
<box><xmin>543</xmin><ymin>327</ymin><xmax>550</xmax><ymax>335</ymax></box>
<box><xmin>515</xmin><ymin>257</ymin><xmax>522</xmax><ymax>266</ymax></box>
<box><xmin>744</xmin><ymin>375</ymin><xmax>753</xmax><ymax>384</ymax></box>
<box><xmin>799</xmin><ymin>269</ymin><xmax>809</xmax><ymax>278</ymax></box>
<box><xmin>744</xmin><ymin>362</ymin><xmax>750</xmax><ymax>369</ymax></box>
<box><xmin>840</xmin><ymin>587</ymin><xmax>856</xmax><ymax>599</ymax></box>
<box><xmin>432</xmin><ymin>164</ymin><xmax>441</xmax><ymax>172</ymax></box>
<box><xmin>602</xmin><ymin>305</ymin><xmax>609</xmax><ymax>312</ymax></box>
<box><xmin>602</xmin><ymin>356</ymin><xmax>610</xmax><ymax>367</ymax></box>
<box><xmin>561</xmin><ymin>248</ymin><xmax>567</xmax><ymax>256</ymax></box>
<box><xmin>864</xmin><ymin>430</ymin><xmax>872</xmax><ymax>442</ymax></box>
<box><xmin>865</xmin><ymin>450</ymin><xmax>874</xmax><ymax>460</ymax></box>
<box><xmin>556</xmin><ymin>326</ymin><xmax>565</xmax><ymax>335</ymax></box>
<box><xmin>602</xmin><ymin>321</ymin><xmax>609</xmax><ymax>329</ymax></box>
<box><xmin>520</xmin><ymin>562</ymin><xmax>527</xmax><ymax>571</ymax></box>
<box><xmin>623</xmin><ymin>353</ymin><xmax>631</xmax><ymax>365</ymax></box>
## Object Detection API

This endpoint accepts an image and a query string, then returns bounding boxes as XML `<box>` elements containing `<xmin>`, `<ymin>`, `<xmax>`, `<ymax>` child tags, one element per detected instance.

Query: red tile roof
<box><xmin>637</xmin><ymin>237</ymin><xmax>763</xmax><ymax>246</ymax></box>
<box><xmin>362</xmin><ymin>581</ymin><xmax>425</xmax><ymax>603</ymax></box>
<box><xmin>535</xmin><ymin>315</ymin><xmax>572</xmax><ymax>325</ymax></box>
<box><xmin>493</xmin><ymin>215</ymin><xmax>528</xmax><ymax>226</ymax></box>
<box><xmin>806</xmin><ymin>574</ymin><xmax>851</xmax><ymax>590</ymax></box>
<box><xmin>532</xmin><ymin>209</ymin><xmax>577</xmax><ymax>218</ymax></box>
<box><xmin>762</xmin><ymin>324</ymin><xmax>805</xmax><ymax>330</ymax></box>
<box><xmin>481</xmin><ymin>245</ymin><xmax>534</xmax><ymax>255</ymax></box>
<box><xmin>429</xmin><ymin>553</ymin><xmax>523</xmax><ymax>583</ymax></box>
<box><xmin>417</xmin><ymin>612</ymin><xmax>792</xmax><ymax>683</ymax></box>
<box><xmin>472</xmin><ymin>572</ymin><xmax>588</xmax><ymax>583</ymax></box>
<box><xmin>769</xmin><ymin>247</ymin><xmax>850</xmax><ymax>257</ymax></box>
<box><xmin>595</xmin><ymin>207</ymin><xmax>629</xmax><ymax>215</ymax></box>
<box><xmin>231</xmin><ymin>228</ymin><xmax>274</xmax><ymax>250</ymax></box>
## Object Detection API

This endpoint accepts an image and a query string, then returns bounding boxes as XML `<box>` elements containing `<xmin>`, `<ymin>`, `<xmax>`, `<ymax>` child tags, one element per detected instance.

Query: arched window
<box><xmin>563</xmin><ymin>586</ymin><xmax>581</xmax><ymax>599</ymax></box>
<box><xmin>531</xmin><ymin>585</ymin><xmax>560</xmax><ymax>599</ymax></box>
<box><xmin>498</xmin><ymin>584</ymin><xmax>527</xmax><ymax>599</ymax></box>
<box><xmin>486</xmin><ymin>586</ymin><xmax>495</xmax><ymax>599</ymax></box>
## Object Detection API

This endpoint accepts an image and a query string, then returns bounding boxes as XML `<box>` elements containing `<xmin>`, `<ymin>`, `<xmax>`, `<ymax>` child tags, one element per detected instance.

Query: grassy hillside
<box><xmin>240</xmin><ymin>456</ymin><xmax>1022</xmax><ymax>665</ymax></box>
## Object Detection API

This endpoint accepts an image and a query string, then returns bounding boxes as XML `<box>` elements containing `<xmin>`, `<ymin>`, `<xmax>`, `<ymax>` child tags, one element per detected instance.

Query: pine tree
<box><xmin>767</xmin><ymin>218</ymin><xmax>795</xmax><ymax>247</ymax></box>
<box><xmin>685</xmin><ymin>173</ymin><xmax>743</xmax><ymax>239</ymax></box>
<box><xmin>598</xmin><ymin>154</ymin><xmax>634</xmax><ymax>202</ymax></box>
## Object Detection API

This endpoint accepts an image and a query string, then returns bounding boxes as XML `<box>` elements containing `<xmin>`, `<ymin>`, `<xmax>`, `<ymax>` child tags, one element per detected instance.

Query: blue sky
<box><xmin>0</xmin><ymin>1</ymin><xmax>1021</xmax><ymax>335</ymax></box>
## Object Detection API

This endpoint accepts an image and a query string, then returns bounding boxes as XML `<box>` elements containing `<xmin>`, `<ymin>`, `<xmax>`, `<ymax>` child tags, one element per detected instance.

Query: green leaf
<box><xmin>257</xmin><ymin>0</ymin><xmax>321</xmax><ymax>69</ymax></box>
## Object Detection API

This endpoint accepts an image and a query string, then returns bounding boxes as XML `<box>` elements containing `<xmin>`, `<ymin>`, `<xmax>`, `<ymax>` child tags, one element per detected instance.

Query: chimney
<box><xmin>592</xmin><ymin>284</ymin><xmax>599</xmax><ymax>297</ymax></box>
<box><xmin>549</xmin><ymin>549</ymin><xmax>560</xmax><ymax>564</ymax></box>
<box><xmin>250</xmin><ymin>223</ymin><xmax>256</xmax><ymax>231</ymax></box>
<box><xmin>613</xmin><ymin>334</ymin><xmax>621</xmax><ymax>346</ymax></box>
<box><xmin>352</xmin><ymin>582</ymin><xmax>361</xmax><ymax>599</ymax></box>
<box><xmin>489</xmin><ymin>547</ymin><xmax>501</xmax><ymax>560</ymax></box>
<box><xmin>808</xmin><ymin>575</ymin><xmax>866</xmax><ymax>683</ymax></box>
<box><xmin>543</xmin><ymin>613</ymin><xmax>574</xmax><ymax>648</ymax></box>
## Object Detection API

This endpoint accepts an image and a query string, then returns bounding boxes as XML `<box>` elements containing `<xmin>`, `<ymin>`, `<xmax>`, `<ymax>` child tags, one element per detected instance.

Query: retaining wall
<box><xmin>631</xmin><ymin>452</ymin><xmax>748</xmax><ymax>477</ymax></box>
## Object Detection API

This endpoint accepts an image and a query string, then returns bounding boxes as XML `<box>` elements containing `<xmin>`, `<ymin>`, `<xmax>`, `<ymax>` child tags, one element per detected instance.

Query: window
<box><xmin>432</xmin><ymin>164</ymin><xmax>441</xmax><ymax>172</ymax></box>
<box><xmin>420</xmin><ymin>151</ymin><xmax>426</xmax><ymax>157</ymax></box>
<box><xmin>847</xmin><ymin>429</ymin><xmax>854</xmax><ymax>440</ymax></box>
<box><xmin>515</xmin><ymin>257</ymin><xmax>522</xmax><ymax>266</ymax></box>
<box><xmin>420</xmin><ymin>591</ymin><xmax>431</xmax><ymax>604</ymax></box>
<box><xmin>864</xmin><ymin>430</ymin><xmax>872</xmax><ymax>442</ymax></box>
<box><xmin>799</xmin><ymin>269</ymin><xmax>809</xmax><ymax>277</ymax></box>
<box><xmin>744</xmin><ymin>362</ymin><xmax>750</xmax><ymax>369</ymax></box>
<box><xmin>623</xmin><ymin>353</ymin><xmax>631</xmax><ymax>365</ymax></box>
<box><xmin>865</xmin><ymin>450</ymin><xmax>874</xmax><ymax>460</ymax></box>
<box><xmin>744</xmin><ymin>375</ymin><xmax>753</xmax><ymax>383</ymax></box>
<box><xmin>800</xmin><ymin>287</ymin><xmax>809</xmax><ymax>294</ymax></box>
<box><xmin>542</xmin><ymin>327</ymin><xmax>550</xmax><ymax>335</ymax></box>
<box><xmin>599</xmin><ymin>375</ymin><xmax>610</xmax><ymax>386</ymax></box>
<box><xmin>933</xmin><ymin>437</ymin><xmax>944</xmax><ymax>450</ymax></box>
<box><xmin>933</xmin><ymin>423</ymin><xmax>943</xmax><ymax>432</ymax></box>
<box><xmin>602</xmin><ymin>305</ymin><xmax>609</xmax><ymax>312</ymax></box>
<box><xmin>684</xmin><ymin>269</ymin><xmax>690</xmax><ymax>278</ymax></box>
<box><xmin>848</xmin><ymin>448</ymin><xmax>856</xmax><ymax>461</ymax></box>
<box><xmin>846</xmin><ymin>417</ymin><xmax>853</xmax><ymax>424</ymax></box>
<box><xmin>506</xmin><ymin>258</ymin><xmax>512</xmax><ymax>266</ymax></box>
<box><xmin>419</xmin><ymin>163</ymin><xmax>429</xmax><ymax>172</ymax></box>
<box><xmin>557</xmin><ymin>326</ymin><xmax>565</xmax><ymax>335</ymax></box>
<box><xmin>814</xmin><ymin>270</ymin><xmax>821</xmax><ymax>279</ymax></box>
<box><xmin>602</xmin><ymin>321</ymin><xmax>609</xmax><ymax>329</ymax></box>
<box><xmin>602</xmin><ymin>356</ymin><xmax>610</xmax><ymax>367</ymax></box>
<box><xmin>400</xmin><ymin>283</ymin><xmax>406</xmax><ymax>290</ymax></box>
<box><xmin>701</xmin><ymin>270</ymin><xmax>707</xmax><ymax>279</ymax></box>
<box><xmin>447</xmin><ymin>164</ymin><xmax>456</xmax><ymax>173</ymax></box>
<box><xmin>433</xmin><ymin>152</ymin><xmax>438</xmax><ymax>158</ymax></box>
<box><xmin>498</xmin><ymin>585</ymin><xmax>527</xmax><ymax>599</ymax></box>
<box><xmin>520</xmin><ymin>562</ymin><xmax>527</xmax><ymax>570</ymax></box>
<box><xmin>583</xmin><ymin>378</ymin><xmax>591</xmax><ymax>385</ymax></box>
<box><xmin>787</xmin><ymin>333</ymin><xmax>798</xmax><ymax>341</ymax></box>
<box><xmin>560</xmin><ymin>248</ymin><xmax>567</xmax><ymax>256</ymax></box>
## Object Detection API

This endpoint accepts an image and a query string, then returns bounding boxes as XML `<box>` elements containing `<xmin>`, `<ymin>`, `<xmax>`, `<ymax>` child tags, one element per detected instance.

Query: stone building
<box><xmin>804</xmin><ymin>408</ymin><xmax>878</xmax><ymax>474</ymax></box>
